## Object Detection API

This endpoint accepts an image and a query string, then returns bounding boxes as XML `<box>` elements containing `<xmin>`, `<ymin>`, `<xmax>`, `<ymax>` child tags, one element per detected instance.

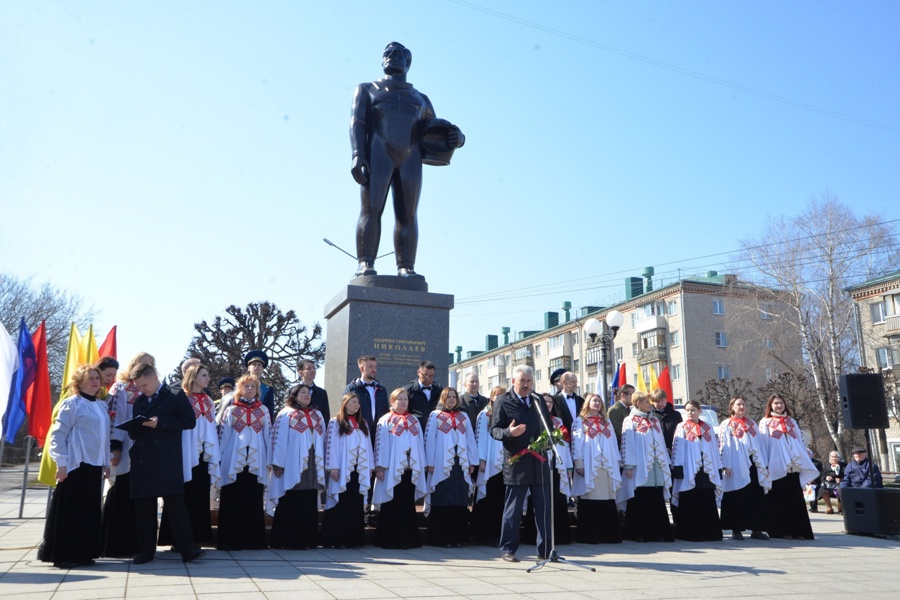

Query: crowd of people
<box><xmin>37</xmin><ymin>353</ymin><xmax>885</xmax><ymax>569</ymax></box>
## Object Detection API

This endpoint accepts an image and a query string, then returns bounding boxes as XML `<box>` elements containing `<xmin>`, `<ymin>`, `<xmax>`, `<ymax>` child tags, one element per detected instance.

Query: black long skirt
<box><xmin>674</xmin><ymin>472</ymin><xmax>722</xmax><ymax>542</ymax></box>
<box><xmin>216</xmin><ymin>467</ymin><xmax>268</xmax><ymax>550</ymax></box>
<box><xmin>101</xmin><ymin>472</ymin><xmax>139</xmax><ymax>557</ymax></box>
<box><xmin>39</xmin><ymin>463</ymin><xmax>103</xmax><ymax>565</ymax></box>
<box><xmin>160</xmin><ymin>459</ymin><xmax>213</xmax><ymax>546</ymax></box>
<box><xmin>575</xmin><ymin>499</ymin><xmax>621</xmax><ymax>544</ymax></box>
<box><xmin>522</xmin><ymin>470</ymin><xmax>571</xmax><ymax>545</ymax></box>
<box><xmin>376</xmin><ymin>470</ymin><xmax>421</xmax><ymax>548</ymax></box>
<box><xmin>765</xmin><ymin>472</ymin><xmax>814</xmax><ymax>539</ymax></box>
<box><xmin>321</xmin><ymin>471</ymin><xmax>365</xmax><ymax>548</ymax></box>
<box><xmin>720</xmin><ymin>466</ymin><xmax>766</xmax><ymax>532</ymax></box>
<box><xmin>270</xmin><ymin>489</ymin><xmax>320</xmax><ymax>549</ymax></box>
<box><xmin>470</xmin><ymin>473</ymin><xmax>505</xmax><ymax>545</ymax></box>
<box><xmin>427</xmin><ymin>461</ymin><xmax>470</xmax><ymax>547</ymax></box>
<box><xmin>623</xmin><ymin>486</ymin><xmax>674</xmax><ymax>542</ymax></box>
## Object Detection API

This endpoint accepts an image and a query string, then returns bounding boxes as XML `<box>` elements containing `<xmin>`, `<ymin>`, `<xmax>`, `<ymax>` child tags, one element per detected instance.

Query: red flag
<box><xmin>659</xmin><ymin>366</ymin><xmax>674</xmax><ymax>407</ymax></box>
<box><xmin>25</xmin><ymin>321</ymin><xmax>52</xmax><ymax>446</ymax></box>
<box><xmin>98</xmin><ymin>326</ymin><xmax>117</xmax><ymax>359</ymax></box>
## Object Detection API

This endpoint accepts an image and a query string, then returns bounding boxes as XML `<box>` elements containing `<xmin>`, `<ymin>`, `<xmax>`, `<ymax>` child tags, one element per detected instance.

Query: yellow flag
<box><xmin>80</xmin><ymin>324</ymin><xmax>99</xmax><ymax>366</ymax></box>
<box><xmin>649</xmin><ymin>364</ymin><xmax>659</xmax><ymax>392</ymax></box>
<box><xmin>636</xmin><ymin>367</ymin><xmax>647</xmax><ymax>393</ymax></box>
<box><xmin>38</xmin><ymin>323</ymin><xmax>89</xmax><ymax>487</ymax></box>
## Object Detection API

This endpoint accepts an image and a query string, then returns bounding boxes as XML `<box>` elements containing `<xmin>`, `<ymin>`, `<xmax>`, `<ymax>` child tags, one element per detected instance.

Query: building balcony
<box><xmin>636</xmin><ymin>315</ymin><xmax>668</xmax><ymax>334</ymax></box>
<box><xmin>513</xmin><ymin>356</ymin><xmax>534</xmax><ymax>368</ymax></box>
<box><xmin>636</xmin><ymin>346</ymin><xmax>668</xmax><ymax>365</ymax></box>
<box><xmin>885</xmin><ymin>314</ymin><xmax>900</xmax><ymax>337</ymax></box>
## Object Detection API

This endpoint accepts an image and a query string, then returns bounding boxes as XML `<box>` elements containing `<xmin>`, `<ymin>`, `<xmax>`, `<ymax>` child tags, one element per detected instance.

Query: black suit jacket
<box><xmin>459</xmin><ymin>392</ymin><xmax>487</xmax><ymax>429</ymax></box>
<box><xmin>129</xmin><ymin>383</ymin><xmax>196</xmax><ymax>499</ymax></box>
<box><xmin>307</xmin><ymin>383</ymin><xmax>331</xmax><ymax>423</ymax></box>
<box><xmin>490</xmin><ymin>390</ymin><xmax>553</xmax><ymax>486</ymax></box>
<box><xmin>403</xmin><ymin>380</ymin><xmax>442</xmax><ymax>431</ymax></box>
<box><xmin>345</xmin><ymin>378</ymin><xmax>389</xmax><ymax>443</ymax></box>
<box><xmin>552</xmin><ymin>392</ymin><xmax>584</xmax><ymax>434</ymax></box>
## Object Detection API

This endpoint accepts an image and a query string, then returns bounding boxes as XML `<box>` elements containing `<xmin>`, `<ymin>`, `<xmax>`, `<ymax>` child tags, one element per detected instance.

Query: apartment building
<box><xmin>450</xmin><ymin>270</ymin><xmax>803</xmax><ymax>405</ymax></box>
<box><xmin>847</xmin><ymin>269</ymin><xmax>900</xmax><ymax>469</ymax></box>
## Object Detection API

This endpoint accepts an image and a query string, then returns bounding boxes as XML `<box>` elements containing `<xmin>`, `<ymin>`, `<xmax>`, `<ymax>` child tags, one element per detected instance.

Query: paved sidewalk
<box><xmin>1</xmin><ymin>486</ymin><xmax>898</xmax><ymax>599</ymax></box>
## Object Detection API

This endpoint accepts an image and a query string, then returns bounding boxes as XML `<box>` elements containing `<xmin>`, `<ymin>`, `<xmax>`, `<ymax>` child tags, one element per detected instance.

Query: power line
<box><xmin>446</xmin><ymin>0</ymin><xmax>900</xmax><ymax>134</ymax></box>
<box><xmin>455</xmin><ymin>218</ymin><xmax>900</xmax><ymax>305</ymax></box>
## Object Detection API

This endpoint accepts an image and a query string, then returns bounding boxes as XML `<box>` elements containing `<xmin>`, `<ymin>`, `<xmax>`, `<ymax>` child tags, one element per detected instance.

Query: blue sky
<box><xmin>2</xmin><ymin>1</ymin><xmax>898</xmax><ymax>377</ymax></box>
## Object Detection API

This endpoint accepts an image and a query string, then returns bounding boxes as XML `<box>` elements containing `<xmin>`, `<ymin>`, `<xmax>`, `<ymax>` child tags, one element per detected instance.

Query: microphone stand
<box><xmin>528</xmin><ymin>394</ymin><xmax>595</xmax><ymax>573</ymax></box>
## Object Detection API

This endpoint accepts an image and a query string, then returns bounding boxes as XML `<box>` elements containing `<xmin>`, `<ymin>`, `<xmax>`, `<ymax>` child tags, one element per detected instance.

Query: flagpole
<box><xmin>0</xmin><ymin>438</ymin><xmax>5</xmax><ymax>473</ymax></box>
<box><xmin>18</xmin><ymin>436</ymin><xmax>33</xmax><ymax>519</ymax></box>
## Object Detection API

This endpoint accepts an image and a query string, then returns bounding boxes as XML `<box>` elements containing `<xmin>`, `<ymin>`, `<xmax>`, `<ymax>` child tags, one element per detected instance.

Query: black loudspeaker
<box><xmin>840</xmin><ymin>374</ymin><xmax>889</xmax><ymax>430</ymax></box>
<box><xmin>841</xmin><ymin>487</ymin><xmax>900</xmax><ymax>536</ymax></box>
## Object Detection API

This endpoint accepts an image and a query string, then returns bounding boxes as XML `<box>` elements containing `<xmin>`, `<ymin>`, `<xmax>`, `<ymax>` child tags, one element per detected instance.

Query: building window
<box><xmin>876</xmin><ymin>347</ymin><xmax>894</xmax><ymax>369</ymax></box>
<box><xmin>478</xmin><ymin>364</ymin><xmax>483</xmax><ymax>374</ymax></box>
<box><xmin>631</xmin><ymin>313</ymin><xmax>637</xmax><ymax>327</ymax></box>
<box><xmin>717</xmin><ymin>364</ymin><xmax>731</xmax><ymax>380</ymax></box>
<box><xmin>667</xmin><ymin>300</ymin><xmax>678</xmax><ymax>315</ymax></box>
<box><xmin>765</xmin><ymin>337</ymin><xmax>776</xmax><ymax>350</ymax></box>
<box><xmin>573</xmin><ymin>359</ymin><xmax>580</xmax><ymax>372</ymax></box>
<box><xmin>548</xmin><ymin>334</ymin><xmax>564</xmax><ymax>350</ymax></box>
<box><xmin>760</xmin><ymin>304</ymin><xmax>773</xmax><ymax>320</ymax></box>
<box><xmin>765</xmin><ymin>367</ymin><xmax>774</xmax><ymax>382</ymax></box>
<box><xmin>713</xmin><ymin>299</ymin><xmax>725</xmax><ymax>315</ymax></box>
<box><xmin>871</xmin><ymin>302</ymin><xmax>887</xmax><ymax>324</ymax></box>
<box><xmin>514</xmin><ymin>347</ymin><xmax>531</xmax><ymax>360</ymax></box>
<box><xmin>586</xmin><ymin>346</ymin><xmax>600</xmax><ymax>365</ymax></box>
<box><xmin>614</xmin><ymin>347</ymin><xmax>623</xmax><ymax>361</ymax></box>
<box><xmin>715</xmin><ymin>331</ymin><xmax>728</xmax><ymax>347</ymax></box>
<box><xmin>669</xmin><ymin>330</ymin><xmax>680</xmax><ymax>347</ymax></box>
<box><xmin>534</xmin><ymin>344</ymin><xmax>542</xmax><ymax>358</ymax></box>
<box><xmin>671</xmin><ymin>364</ymin><xmax>681</xmax><ymax>380</ymax></box>
<box><xmin>549</xmin><ymin>357</ymin><xmax>571</xmax><ymax>372</ymax></box>
<box><xmin>632</xmin><ymin>342</ymin><xmax>638</xmax><ymax>357</ymax></box>
<box><xmin>572</xmin><ymin>332</ymin><xmax>579</xmax><ymax>345</ymax></box>
<box><xmin>535</xmin><ymin>370</ymin><xmax>542</xmax><ymax>381</ymax></box>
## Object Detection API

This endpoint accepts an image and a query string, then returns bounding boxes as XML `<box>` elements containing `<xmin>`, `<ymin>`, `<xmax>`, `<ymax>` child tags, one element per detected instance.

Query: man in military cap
<box><xmin>244</xmin><ymin>350</ymin><xmax>275</xmax><ymax>421</ymax></box>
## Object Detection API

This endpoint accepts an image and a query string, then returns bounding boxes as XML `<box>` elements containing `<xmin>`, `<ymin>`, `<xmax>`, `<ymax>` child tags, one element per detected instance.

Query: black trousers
<box><xmin>135</xmin><ymin>494</ymin><xmax>195</xmax><ymax>558</ymax></box>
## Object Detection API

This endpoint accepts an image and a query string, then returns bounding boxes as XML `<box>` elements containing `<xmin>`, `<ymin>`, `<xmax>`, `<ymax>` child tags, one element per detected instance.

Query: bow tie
<box><xmin>364</xmin><ymin>381</ymin><xmax>377</xmax><ymax>388</ymax></box>
<box><xmin>566</xmin><ymin>395</ymin><xmax>574</xmax><ymax>400</ymax></box>
<box><xmin>422</xmin><ymin>386</ymin><xmax>432</xmax><ymax>391</ymax></box>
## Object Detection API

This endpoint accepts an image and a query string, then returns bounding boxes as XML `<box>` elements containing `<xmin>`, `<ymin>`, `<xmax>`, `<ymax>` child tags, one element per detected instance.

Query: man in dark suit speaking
<box><xmin>490</xmin><ymin>365</ymin><xmax>553</xmax><ymax>562</ymax></box>
<box><xmin>128</xmin><ymin>363</ymin><xmax>204</xmax><ymax>564</ymax></box>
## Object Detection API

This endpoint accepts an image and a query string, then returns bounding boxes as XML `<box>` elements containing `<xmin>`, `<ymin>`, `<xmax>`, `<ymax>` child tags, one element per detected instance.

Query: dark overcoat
<box><xmin>489</xmin><ymin>390</ymin><xmax>553</xmax><ymax>486</ymax></box>
<box><xmin>459</xmin><ymin>392</ymin><xmax>487</xmax><ymax>429</ymax></box>
<box><xmin>128</xmin><ymin>383</ymin><xmax>196</xmax><ymax>499</ymax></box>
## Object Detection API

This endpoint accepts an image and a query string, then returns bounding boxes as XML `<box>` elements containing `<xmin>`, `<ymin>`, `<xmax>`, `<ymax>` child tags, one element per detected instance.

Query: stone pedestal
<box><xmin>323</xmin><ymin>282</ymin><xmax>454</xmax><ymax>416</ymax></box>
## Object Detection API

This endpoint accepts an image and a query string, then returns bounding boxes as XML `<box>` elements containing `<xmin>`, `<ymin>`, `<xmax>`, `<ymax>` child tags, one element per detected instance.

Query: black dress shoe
<box><xmin>76</xmin><ymin>559</ymin><xmax>96</xmax><ymax>566</ymax></box>
<box><xmin>732</xmin><ymin>530</ymin><xmax>744</xmax><ymax>540</ymax></box>
<box><xmin>54</xmin><ymin>561</ymin><xmax>77</xmax><ymax>569</ymax></box>
<box><xmin>132</xmin><ymin>554</ymin><xmax>155</xmax><ymax>564</ymax></box>
<box><xmin>182</xmin><ymin>549</ymin><xmax>205</xmax><ymax>563</ymax></box>
<box><xmin>750</xmin><ymin>531</ymin><xmax>770</xmax><ymax>540</ymax></box>
<box><xmin>501</xmin><ymin>552</ymin><xmax>519</xmax><ymax>562</ymax></box>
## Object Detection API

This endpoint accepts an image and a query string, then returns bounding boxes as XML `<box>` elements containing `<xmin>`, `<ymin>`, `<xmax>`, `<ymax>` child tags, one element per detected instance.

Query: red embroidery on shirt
<box><xmin>684</xmin><ymin>420</ymin><xmax>712</xmax><ymax>442</ymax></box>
<box><xmin>437</xmin><ymin>411</ymin><xmax>466</xmax><ymax>434</ymax></box>
<box><xmin>632</xmin><ymin>415</ymin><xmax>661</xmax><ymax>433</ymax></box>
<box><xmin>191</xmin><ymin>393</ymin><xmax>215</xmax><ymax>423</ymax></box>
<box><xmin>768</xmin><ymin>416</ymin><xmax>796</xmax><ymax>440</ymax></box>
<box><xmin>289</xmin><ymin>408</ymin><xmax>323</xmax><ymax>434</ymax></box>
<box><xmin>232</xmin><ymin>401</ymin><xmax>265</xmax><ymax>433</ymax></box>
<box><xmin>584</xmin><ymin>416</ymin><xmax>611</xmax><ymax>439</ymax></box>
<box><xmin>388</xmin><ymin>413</ymin><xmax>419</xmax><ymax>437</ymax></box>
<box><xmin>728</xmin><ymin>417</ymin><xmax>756</xmax><ymax>439</ymax></box>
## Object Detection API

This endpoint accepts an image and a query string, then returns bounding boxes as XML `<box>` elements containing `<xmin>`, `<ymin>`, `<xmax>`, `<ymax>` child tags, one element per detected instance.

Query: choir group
<box><xmin>37</xmin><ymin>349</ymin><xmax>821</xmax><ymax>569</ymax></box>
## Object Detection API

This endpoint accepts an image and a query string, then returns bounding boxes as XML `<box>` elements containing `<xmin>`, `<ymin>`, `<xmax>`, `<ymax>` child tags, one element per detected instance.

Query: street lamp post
<box><xmin>583</xmin><ymin>310</ymin><xmax>624</xmax><ymax>403</ymax></box>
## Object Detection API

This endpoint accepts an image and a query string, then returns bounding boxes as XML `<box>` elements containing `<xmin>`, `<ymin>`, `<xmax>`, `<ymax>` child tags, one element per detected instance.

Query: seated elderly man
<box><xmin>840</xmin><ymin>446</ymin><xmax>883</xmax><ymax>489</ymax></box>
